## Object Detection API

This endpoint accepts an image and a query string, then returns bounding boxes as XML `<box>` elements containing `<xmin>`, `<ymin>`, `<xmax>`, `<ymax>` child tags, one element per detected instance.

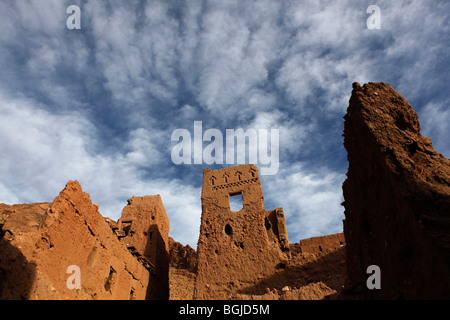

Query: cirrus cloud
<box><xmin>0</xmin><ymin>0</ymin><xmax>448</xmax><ymax>247</ymax></box>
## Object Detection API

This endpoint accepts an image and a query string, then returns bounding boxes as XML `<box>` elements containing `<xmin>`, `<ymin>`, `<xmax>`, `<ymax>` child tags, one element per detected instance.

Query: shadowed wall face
<box><xmin>194</xmin><ymin>164</ymin><xmax>290</xmax><ymax>299</ymax></box>
<box><xmin>343</xmin><ymin>82</ymin><xmax>450</xmax><ymax>299</ymax></box>
<box><xmin>117</xmin><ymin>195</ymin><xmax>170</xmax><ymax>300</ymax></box>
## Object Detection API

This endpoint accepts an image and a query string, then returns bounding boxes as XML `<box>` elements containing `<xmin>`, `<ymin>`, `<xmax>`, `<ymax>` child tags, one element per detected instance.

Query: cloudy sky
<box><xmin>0</xmin><ymin>0</ymin><xmax>448</xmax><ymax>247</ymax></box>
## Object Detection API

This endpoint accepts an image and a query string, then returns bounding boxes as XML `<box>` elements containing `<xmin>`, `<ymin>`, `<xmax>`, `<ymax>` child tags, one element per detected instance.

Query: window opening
<box><xmin>229</xmin><ymin>192</ymin><xmax>243</xmax><ymax>212</ymax></box>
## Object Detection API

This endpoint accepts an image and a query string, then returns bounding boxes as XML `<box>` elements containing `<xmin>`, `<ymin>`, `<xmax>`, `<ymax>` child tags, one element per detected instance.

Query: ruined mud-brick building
<box><xmin>298</xmin><ymin>233</ymin><xmax>345</xmax><ymax>255</ymax></box>
<box><xmin>343</xmin><ymin>82</ymin><xmax>450</xmax><ymax>299</ymax></box>
<box><xmin>0</xmin><ymin>181</ymin><xmax>170</xmax><ymax>300</ymax></box>
<box><xmin>194</xmin><ymin>164</ymin><xmax>291</xmax><ymax>299</ymax></box>
<box><xmin>115</xmin><ymin>195</ymin><xmax>170</xmax><ymax>299</ymax></box>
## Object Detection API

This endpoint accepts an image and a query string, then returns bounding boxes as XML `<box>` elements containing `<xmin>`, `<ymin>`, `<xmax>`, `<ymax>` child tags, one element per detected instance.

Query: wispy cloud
<box><xmin>0</xmin><ymin>0</ymin><xmax>448</xmax><ymax>246</ymax></box>
<box><xmin>0</xmin><ymin>90</ymin><xmax>202</xmax><ymax>245</ymax></box>
<box><xmin>262</xmin><ymin>164</ymin><xmax>345</xmax><ymax>240</ymax></box>
<box><xmin>420</xmin><ymin>100</ymin><xmax>450</xmax><ymax>156</ymax></box>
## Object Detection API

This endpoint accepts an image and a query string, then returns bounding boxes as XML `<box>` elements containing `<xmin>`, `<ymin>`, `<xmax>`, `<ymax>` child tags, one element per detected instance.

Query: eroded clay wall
<box><xmin>194</xmin><ymin>164</ymin><xmax>291</xmax><ymax>299</ymax></box>
<box><xmin>343</xmin><ymin>82</ymin><xmax>450</xmax><ymax>299</ymax></box>
<box><xmin>0</xmin><ymin>181</ymin><xmax>156</xmax><ymax>300</ymax></box>
<box><xmin>117</xmin><ymin>195</ymin><xmax>170</xmax><ymax>299</ymax></box>
<box><xmin>299</xmin><ymin>233</ymin><xmax>345</xmax><ymax>254</ymax></box>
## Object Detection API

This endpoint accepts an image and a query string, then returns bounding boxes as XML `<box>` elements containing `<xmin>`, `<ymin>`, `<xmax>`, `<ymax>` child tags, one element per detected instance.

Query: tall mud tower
<box><xmin>117</xmin><ymin>195</ymin><xmax>170</xmax><ymax>300</ymax></box>
<box><xmin>194</xmin><ymin>164</ymin><xmax>290</xmax><ymax>299</ymax></box>
<box><xmin>343</xmin><ymin>82</ymin><xmax>450</xmax><ymax>299</ymax></box>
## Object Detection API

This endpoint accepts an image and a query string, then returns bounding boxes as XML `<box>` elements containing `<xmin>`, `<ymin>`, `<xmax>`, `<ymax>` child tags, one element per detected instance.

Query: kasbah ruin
<box><xmin>1</xmin><ymin>82</ymin><xmax>449</xmax><ymax>300</ymax></box>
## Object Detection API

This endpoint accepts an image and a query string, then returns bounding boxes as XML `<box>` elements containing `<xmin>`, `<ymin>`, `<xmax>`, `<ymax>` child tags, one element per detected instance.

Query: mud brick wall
<box><xmin>343</xmin><ymin>82</ymin><xmax>450</xmax><ymax>299</ymax></box>
<box><xmin>117</xmin><ymin>195</ymin><xmax>170</xmax><ymax>299</ymax></box>
<box><xmin>194</xmin><ymin>164</ymin><xmax>291</xmax><ymax>299</ymax></box>
<box><xmin>299</xmin><ymin>233</ymin><xmax>345</xmax><ymax>254</ymax></box>
<box><xmin>0</xmin><ymin>181</ymin><xmax>155</xmax><ymax>300</ymax></box>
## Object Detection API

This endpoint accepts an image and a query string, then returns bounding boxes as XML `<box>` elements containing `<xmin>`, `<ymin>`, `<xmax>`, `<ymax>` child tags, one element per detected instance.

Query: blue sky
<box><xmin>0</xmin><ymin>0</ymin><xmax>449</xmax><ymax>247</ymax></box>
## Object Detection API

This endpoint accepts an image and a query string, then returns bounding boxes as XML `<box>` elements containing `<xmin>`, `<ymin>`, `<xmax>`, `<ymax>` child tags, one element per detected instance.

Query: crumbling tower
<box><xmin>117</xmin><ymin>195</ymin><xmax>170</xmax><ymax>300</ymax></box>
<box><xmin>194</xmin><ymin>164</ymin><xmax>290</xmax><ymax>299</ymax></box>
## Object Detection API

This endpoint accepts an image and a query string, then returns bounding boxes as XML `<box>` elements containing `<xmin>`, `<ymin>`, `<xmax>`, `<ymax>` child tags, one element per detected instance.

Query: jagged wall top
<box><xmin>201</xmin><ymin>164</ymin><xmax>264</xmax><ymax>209</ymax></box>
